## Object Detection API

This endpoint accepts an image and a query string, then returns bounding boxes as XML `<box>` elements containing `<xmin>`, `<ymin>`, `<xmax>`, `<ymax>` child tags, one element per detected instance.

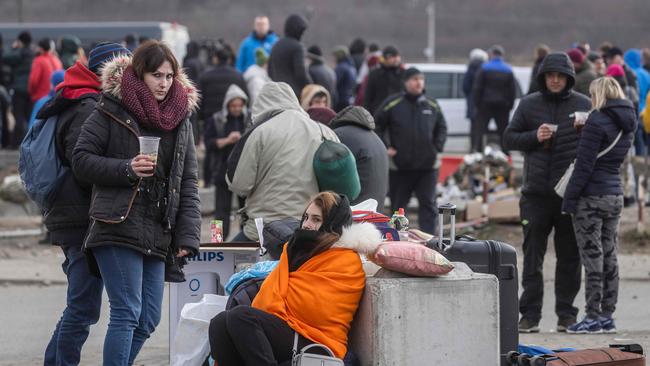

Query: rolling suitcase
<box><xmin>507</xmin><ymin>344</ymin><xmax>645</xmax><ymax>366</ymax></box>
<box><xmin>428</xmin><ymin>203</ymin><xmax>519</xmax><ymax>366</ymax></box>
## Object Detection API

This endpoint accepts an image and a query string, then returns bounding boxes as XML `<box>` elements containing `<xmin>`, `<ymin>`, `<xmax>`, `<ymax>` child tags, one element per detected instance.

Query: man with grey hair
<box><xmin>236</xmin><ymin>15</ymin><xmax>278</xmax><ymax>73</ymax></box>
<box><xmin>463</xmin><ymin>48</ymin><xmax>488</xmax><ymax>152</ymax></box>
<box><xmin>472</xmin><ymin>45</ymin><xmax>516</xmax><ymax>153</ymax></box>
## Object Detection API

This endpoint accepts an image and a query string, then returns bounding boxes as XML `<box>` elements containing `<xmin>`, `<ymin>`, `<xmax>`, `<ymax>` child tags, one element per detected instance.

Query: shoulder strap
<box><xmin>315</xmin><ymin>119</ymin><xmax>326</xmax><ymax>142</ymax></box>
<box><xmin>596</xmin><ymin>130</ymin><xmax>623</xmax><ymax>159</ymax></box>
<box><xmin>292</xmin><ymin>332</ymin><xmax>299</xmax><ymax>358</ymax></box>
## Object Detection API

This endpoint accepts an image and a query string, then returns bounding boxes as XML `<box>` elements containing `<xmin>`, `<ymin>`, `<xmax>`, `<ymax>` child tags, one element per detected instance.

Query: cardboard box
<box><xmin>489</xmin><ymin>187</ymin><xmax>518</xmax><ymax>202</ymax></box>
<box><xmin>465</xmin><ymin>200</ymin><xmax>484</xmax><ymax>221</ymax></box>
<box><xmin>169</xmin><ymin>243</ymin><xmax>260</xmax><ymax>344</ymax></box>
<box><xmin>488</xmin><ymin>199</ymin><xmax>520</xmax><ymax>221</ymax></box>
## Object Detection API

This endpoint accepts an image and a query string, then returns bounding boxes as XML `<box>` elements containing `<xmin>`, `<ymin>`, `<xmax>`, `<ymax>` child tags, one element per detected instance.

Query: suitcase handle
<box><xmin>437</xmin><ymin>203</ymin><xmax>456</xmax><ymax>252</ymax></box>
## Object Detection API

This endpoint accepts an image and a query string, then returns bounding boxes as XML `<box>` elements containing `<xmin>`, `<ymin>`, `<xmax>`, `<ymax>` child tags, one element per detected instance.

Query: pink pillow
<box><xmin>372</xmin><ymin>241</ymin><xmax>454</xmax><ymax>277</ymax></box>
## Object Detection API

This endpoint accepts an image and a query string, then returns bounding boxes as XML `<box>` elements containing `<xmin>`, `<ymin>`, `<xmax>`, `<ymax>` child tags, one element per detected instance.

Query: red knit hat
<box><xmin>307</xmin><ymin>107</ymin><xmax>337</xmax><ymax>125</ymax></box>
<box><xmin>606</xmin><ymin>64</ymin><xmax>625</xmax><ymax>77</ymax></box>
<box><xmin>567</xmin><ymin>48</ymin><xmax>585</xmax><ymax>64</ymax></box>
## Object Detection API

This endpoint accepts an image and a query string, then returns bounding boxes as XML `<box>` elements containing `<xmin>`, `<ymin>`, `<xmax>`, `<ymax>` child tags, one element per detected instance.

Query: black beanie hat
<box><xmin>403</xmin><ymin>67</ymin><xmax>423</xmax><ymax>81</ymax></box>
<box><xmin>383</xmin><ymin>45</ymin><xmax>399</xmax><ymax>58</ymax></box>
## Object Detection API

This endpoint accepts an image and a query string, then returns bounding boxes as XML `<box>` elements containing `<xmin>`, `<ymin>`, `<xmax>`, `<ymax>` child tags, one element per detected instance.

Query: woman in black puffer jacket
<box><xmin>562</xmin><ymin>77</ymin><xmax>636</xmax><ymax>335</ymax></box>
<box><xmin>72</xmin><ymin>40</ymin><xmax>200</xmax><ymax>365</ymax></box>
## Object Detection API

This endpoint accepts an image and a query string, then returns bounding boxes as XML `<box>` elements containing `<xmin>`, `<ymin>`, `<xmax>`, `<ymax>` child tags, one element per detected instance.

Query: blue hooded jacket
<box><xmin>624</xmin><ymin>48</ymin><xmax>650</xmax><ymax>112</ymax></box>
<box><xmin>236</xmin><ymin>31</ymin><xmax>278</xmax><ymax>73</ymax></box>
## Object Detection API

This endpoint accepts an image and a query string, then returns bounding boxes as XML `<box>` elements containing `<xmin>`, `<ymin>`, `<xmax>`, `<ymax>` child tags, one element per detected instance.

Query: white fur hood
<box><xmin>99</xmin><ymin>55</ymin><xmax>200</xmax><ymax>113</ymax></box>
<box><xmin>332</xmin><ymin>222</ymin><xmax>382</xmax><ymax>254</ymax></box>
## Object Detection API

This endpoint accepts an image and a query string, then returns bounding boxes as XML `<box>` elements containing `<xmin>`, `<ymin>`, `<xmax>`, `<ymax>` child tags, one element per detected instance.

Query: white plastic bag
<box><xmin>350</xmin><ymin>198</ymin><xmax>378</xmax><ymax>212</ymax></box>
<box><xmin>171</xmin><ymin>294</ymin><xmax>228</xmax><ymax>366</ymax></box>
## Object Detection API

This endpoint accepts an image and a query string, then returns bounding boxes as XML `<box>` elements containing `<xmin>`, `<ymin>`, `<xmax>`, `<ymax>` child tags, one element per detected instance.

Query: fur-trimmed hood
<box><xmin>99</xmin><ymin>55</ymin><xmax>200</xmax><ymax>113</ymax></box>
<box><xmin>332</xmin><ymin>222</ymin><xmax>382</xmax><ymax>255</ymax></box>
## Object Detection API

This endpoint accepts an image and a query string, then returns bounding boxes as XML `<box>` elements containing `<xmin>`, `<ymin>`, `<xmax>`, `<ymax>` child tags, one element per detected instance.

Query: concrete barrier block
<box><xmin>349</xmin><ymin>263</ymin><xmax>500</xmax><ymax>366</ymax></box>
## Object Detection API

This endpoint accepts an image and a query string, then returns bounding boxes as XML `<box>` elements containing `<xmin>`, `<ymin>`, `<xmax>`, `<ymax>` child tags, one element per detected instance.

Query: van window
<box><xmin>424</xmin><ymin>72</ymin><xmax>454</xmax><ymax>99</ymax></box>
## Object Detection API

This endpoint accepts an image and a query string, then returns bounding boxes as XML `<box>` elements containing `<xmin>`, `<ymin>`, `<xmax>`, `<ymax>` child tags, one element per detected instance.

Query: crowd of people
<box><xmin>1</xmin><ymin>12</ymin><xmax>649</xmax><ymax>365</ymax></box>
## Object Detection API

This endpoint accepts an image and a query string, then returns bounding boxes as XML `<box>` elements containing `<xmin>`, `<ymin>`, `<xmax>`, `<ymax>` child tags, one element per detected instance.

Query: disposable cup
<box><xmin>574</xmin><ymin>111</ymin><xmax>589</xmax><ymax>125</ymax></box>
<box><xmin>138</xmin><ymin>136</ymin><xmax>160</xmax><ymax>164</ymax></box>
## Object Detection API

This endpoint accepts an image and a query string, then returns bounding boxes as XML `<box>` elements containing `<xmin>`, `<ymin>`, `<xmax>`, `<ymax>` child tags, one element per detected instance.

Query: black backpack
<box><xmin>225</xmin><ymin>277</ymin><xmax>266</xmax><ymax>310</ymax></box>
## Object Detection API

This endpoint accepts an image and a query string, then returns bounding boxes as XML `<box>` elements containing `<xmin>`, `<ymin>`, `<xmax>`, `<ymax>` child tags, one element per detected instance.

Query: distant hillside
<box><xmin>1</xmin><ymin>0</ymin><xmax>649</xmax><ymax>65</ymax></box>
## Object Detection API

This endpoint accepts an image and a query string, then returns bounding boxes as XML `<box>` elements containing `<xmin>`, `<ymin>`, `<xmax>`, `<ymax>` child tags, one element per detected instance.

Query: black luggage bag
<box><xmin>428</xmin><ymin>203</ymin><xmax>519</xmax><ymax>366</ymax></box>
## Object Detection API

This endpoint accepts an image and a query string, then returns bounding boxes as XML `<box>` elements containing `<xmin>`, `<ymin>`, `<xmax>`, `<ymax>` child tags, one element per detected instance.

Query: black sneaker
<box><xmin>557</xmin><ymin>317</ymin><xmax>577</xmax><ymax>332</ymax></box>
<box><xmin>518</xmin><ymin>318</ymin><xmax>540</xmax><ymax>333</ymax></box>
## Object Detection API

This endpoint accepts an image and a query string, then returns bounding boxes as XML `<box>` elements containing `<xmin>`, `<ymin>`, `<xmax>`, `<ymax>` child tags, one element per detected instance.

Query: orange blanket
<box><xmin>252</xmin><ymin>244</ymin><xmax>365</xmax><ymax>358</ymax></box>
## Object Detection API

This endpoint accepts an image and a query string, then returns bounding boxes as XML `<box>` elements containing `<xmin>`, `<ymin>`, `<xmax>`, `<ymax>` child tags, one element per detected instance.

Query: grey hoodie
<box><xmin>217</xmin><ymin>84</ymin><xmax>249</xmax><ymax>122</ymax></box>
<box><xmin>227</xmin><ymin>82</ymin><xmax>339</xmax><ymax>240</ymax></box>
<box><xmin>331</xmin><ymin>106</ymin><xmax>388</xmax><ymax>210</ymax></box>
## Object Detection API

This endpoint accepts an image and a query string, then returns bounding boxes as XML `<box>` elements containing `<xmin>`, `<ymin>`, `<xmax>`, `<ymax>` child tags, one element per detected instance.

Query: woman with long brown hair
<box><xmin>209</xmin><ymin>191</ymin><xmax>381</xmax><ymax>365</ymax></box>
<box><xmin>72</xmin><ymin>40</ymin><xmax>200</xmax><ymax>365</ymax></box>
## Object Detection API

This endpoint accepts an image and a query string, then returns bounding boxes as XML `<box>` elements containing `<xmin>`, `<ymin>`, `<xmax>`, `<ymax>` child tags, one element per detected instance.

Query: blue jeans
<box><xmin>93</xmin><ymin>245</ymin><xmax>164</xmax><ymax>366</ymax></box>
<box><xmin>44</xmin><ymin>243</ymin><xmax>104</xmax><ymax>366</ymax></box>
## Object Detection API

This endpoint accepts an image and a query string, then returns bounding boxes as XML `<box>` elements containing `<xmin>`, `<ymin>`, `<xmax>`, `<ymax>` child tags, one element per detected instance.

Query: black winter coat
<box><xmin>39</xmin><ymin>91</ymin><xmax>98</xmax><ymax>245</ymax></box>
<box><xmin>375</xmin><ymin>92</ymin><xmax>447</xmax><ymax>171</ymax></box>
<box><xmin>463</xmin><ymin>59</ymin><xmax>483</xmax><ymax>119</ymax></box>
<box><xmin>308</xmin><ymin>62</ymin><xmax>337</xmax><ymax>107</ymax></box>
<box><xmin>503</xmin><ymin>52</ymin><xmax>592</xmax><ymax>197</ymax></box>
<box><xmin>527</xmin><ymin>57</ymin><xmax>545</xmax><ymax>95</ymax></box>
<box><xmin>72</xmin><ymin>92</ymin><xmax>201</xmax><ymax>259</ymax></box>
<box><xmin>267</xmin><ymin>15</ymin><xmax>311</xmax><ymax>97</ymax></box>
<box><xmin>335</xmin><ymin>58</ymin><xmax>357</xmax><ymax>111</ymax></box>
<box><xmin>203</xmin><ymin>112</ymin><xmax>247</xmax><ymax>185</ymax></box>
<box><xmin>363</xmin><ymin>64</ymin><xmax>404</xmax><ymax>115</ymax></box>
<box><xmin>472</xmin><ymin>58</ymin><xmax>516</xmax><ymax>109</ymax></box>
<box><xmin>331</xmin><ymin>106</ymin><xmax>389</xmax><ymax>211</ymax></box>
<box><xmin>562</xmin><ymin>99</ymin><xmax>636</xmax><ymax>214</ymax></box>
<box><xmin>198</xmin><ymin>65</ymin><xmax>247</xmax><ymax>121</ymax></box>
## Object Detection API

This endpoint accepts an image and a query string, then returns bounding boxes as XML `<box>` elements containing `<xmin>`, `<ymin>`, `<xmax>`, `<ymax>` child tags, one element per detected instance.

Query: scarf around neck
<box><xmin>120</xmin><ymin>66</ymin><xmax>189</xmax><ymax>131</ymax></box>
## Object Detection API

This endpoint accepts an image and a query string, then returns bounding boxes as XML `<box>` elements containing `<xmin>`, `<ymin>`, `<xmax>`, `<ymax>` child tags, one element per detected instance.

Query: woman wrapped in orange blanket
<box><xmin>209</xmin><ymin>191</ymin><xmax>382</xmax><ymax>365</ymax></box>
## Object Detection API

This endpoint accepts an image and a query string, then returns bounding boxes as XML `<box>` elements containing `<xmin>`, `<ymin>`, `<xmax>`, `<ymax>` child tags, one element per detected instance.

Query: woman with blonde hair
<box><xmin>562</xmin><ymin>76</ymin><xmax>636</xmax><ymax>334</ymax></box>
<box><xmin>209</xmin><ymin>191</ymin><xmax>381</xmax><ymax>365</ymax></box>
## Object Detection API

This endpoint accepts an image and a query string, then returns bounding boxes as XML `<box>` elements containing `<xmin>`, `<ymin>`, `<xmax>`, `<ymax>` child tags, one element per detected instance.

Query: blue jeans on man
<box><xmin>44</xmin><ymin>243</ymin><xmax>103</xmax><ymax>366</ymax></box>
<box><xmin>92</xmin><ymin>245</ymin><xmax>164</xmax><ymax>366</ymax></box>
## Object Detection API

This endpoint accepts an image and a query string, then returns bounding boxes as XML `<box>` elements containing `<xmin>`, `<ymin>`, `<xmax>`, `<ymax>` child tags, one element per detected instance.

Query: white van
<box><xmin>408</xmin><ymin>63</ymin><xmax>531</xmax><ymax>153</ymax></box>
<box><xmin>0</xmin><ymin>21</ymin><xmax>191</xmax><ymax>61</ymax></box>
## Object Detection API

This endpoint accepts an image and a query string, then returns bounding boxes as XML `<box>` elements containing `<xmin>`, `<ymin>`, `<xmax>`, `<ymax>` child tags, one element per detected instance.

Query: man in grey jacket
<box><xmin>227</xmin><ymin>82</ymin><xmax>338</xmax><ymax>241</ymax></box>
<box><xmin>330</xmin><ymin>106</ymin><xmax>388</xmax><ymax>212</ymax></box>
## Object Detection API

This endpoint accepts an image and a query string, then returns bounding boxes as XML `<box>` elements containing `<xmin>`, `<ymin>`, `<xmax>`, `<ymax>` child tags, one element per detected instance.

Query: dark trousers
<box><xmin>209</xmin><ymin>305</ymin><xmax>315</xmax><ymax>366</ymax></box>
<box><xmin>214</xmin><ymin>181</ymin><xmax>245</xmax><ymax>240</ymax></box>
<box><xmin>473</xmin><ymin>104</ymin><xmax>510</xmax><ymax>153</ymax></box>
<box><xmin>389</xmin><ymin>169</ymin><xmax>438</xmax><ymax>234</ymax></box>
<box><xmin>519</xmin><ymin>194</ymin><xmax>581</xmax><ymax>323</ymax></box>
<box><xmin>44</xmin><ymin>243</ymin><xmax>103</xmax><ymax>366</ymax></box>
<box><xmin>11</xmin><ymin>90</ymin><xmax>31</xmax><ymax>148</ymax></box>
<box><xmin>203</xmin><ymin>153</ymin><xmax>214</xmax><ymax>188</ymax></box>
<box><xmin>1</xmin><ymin>93</ymin><xmax>10</xmax><ymax>148</ymax></box>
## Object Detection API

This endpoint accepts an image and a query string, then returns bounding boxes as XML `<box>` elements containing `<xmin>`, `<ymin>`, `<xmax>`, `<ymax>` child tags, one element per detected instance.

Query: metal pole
<box><xmin>426</xmin><ymin>2</ymin><xmax>435</xmax><ymax>62</ymax></box>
